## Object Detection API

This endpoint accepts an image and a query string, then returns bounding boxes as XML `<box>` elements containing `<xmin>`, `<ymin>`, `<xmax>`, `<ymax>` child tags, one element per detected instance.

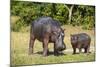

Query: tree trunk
<box><xmin>64</xmin><ymin>5</ymin><xmax>74</xmax><ymax>24</ymax></box>
<box><xmin>69</xmin><ymin>5</ymin><xmax>74</xmax><ymax>23</ymax></box>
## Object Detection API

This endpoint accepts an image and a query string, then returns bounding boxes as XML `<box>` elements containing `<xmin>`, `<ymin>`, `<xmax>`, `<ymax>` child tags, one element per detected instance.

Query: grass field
<box><xmin>11</xmin><ymin>25</ymin><xmax>95</xmax><ymax>66</ymax></box>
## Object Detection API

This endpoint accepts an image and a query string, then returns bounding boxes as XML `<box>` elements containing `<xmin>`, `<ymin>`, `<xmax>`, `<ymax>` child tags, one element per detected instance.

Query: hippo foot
<box><xmin>85</xmin><ymin>52</ymin><xmax>91</xmax><ymax>55</ymax></box>
<box><xmin>29</xmin><ymin>53</ymin><xmax>34</xmax><ymax>55</ymax></box>
<box><xmin>54</xmin><ymin>52</ymin><xmax>59</xmax><ymax>56</ymax></box>
<box><xmin>43</xmin><ymin>52</ymin><xmax>48</xmax><ymax>57</ymax></box>
<box><xmin>72</xmin><ymin>53</ymin><xmax>76</xmax><ymax>55</ymax></box>
<box><xmin>84</xmin><ymin>51</ymin><xmax>91</xmax><ymax>53</ymax></box>
<box><xmin>42</xmin><ymin>54</ymin><xmax>48</xmax><ymax>57</ymax></box>
<box><xmin>28</xmin><ymin>52</ymin><xmax>34</xmax><ymax>55</ymax></box>
<box><xmin>54</xmin><ymin>54</ymin><xmax>59</xmax><ymax>56</ymax></box>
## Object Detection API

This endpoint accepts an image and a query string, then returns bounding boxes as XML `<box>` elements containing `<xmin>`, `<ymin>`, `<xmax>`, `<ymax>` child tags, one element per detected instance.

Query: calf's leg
<box><xmin>73</xmin><ymin>48</ymin><xmax>76</xmax><ymax>54</ymax></box>
<box><xmin>84</xmin><ymin>46</ymin><xmax>90</xmax><ymax>53</ymax></box>
<box><xmin>79</xmin><ymin>48</ymin><xmax>82</xmax><ymax>53</ymax></box>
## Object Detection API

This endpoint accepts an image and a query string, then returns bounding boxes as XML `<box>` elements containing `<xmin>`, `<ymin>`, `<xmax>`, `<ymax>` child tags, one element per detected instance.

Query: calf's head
<box><xmin>70</xmin><ymin>34</ymin><xmax>78</xmax><ymax>44</ymax></box>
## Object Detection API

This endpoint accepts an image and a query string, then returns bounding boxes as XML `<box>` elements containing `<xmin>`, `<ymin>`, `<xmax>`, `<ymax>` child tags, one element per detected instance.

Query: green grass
<box><xmin>11</xmin><ymin>25</ymin><xmax>95</xmax><ymax>66</ymax></box>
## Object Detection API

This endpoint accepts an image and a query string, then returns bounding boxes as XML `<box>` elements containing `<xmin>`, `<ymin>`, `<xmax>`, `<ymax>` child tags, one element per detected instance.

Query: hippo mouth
<box><xmin>57</xmin><ymin>47</ymin><xmax>66</xmax><ymax>51</ymax></box>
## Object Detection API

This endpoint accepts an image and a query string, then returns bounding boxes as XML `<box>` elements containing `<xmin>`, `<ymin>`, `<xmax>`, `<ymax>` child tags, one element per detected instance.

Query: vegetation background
<box><xmin>11</xmin><ymin>1</ymin><xmax>95</xmax><ymax>66</ymax></box>
<box><xmin>11</xmin><ymin>1</ymin><xmax>95</xmax><ymax>32</ymax></box>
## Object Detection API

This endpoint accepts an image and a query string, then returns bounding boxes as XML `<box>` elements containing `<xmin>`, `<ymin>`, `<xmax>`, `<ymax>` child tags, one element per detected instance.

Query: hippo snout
<box><xmin>57</xmin><ymin>44</ymin><xmax>66</xmax><ymax>51</ymax></box>
<box><xmin>62</xmin><ymin>44</ymin><xmax>66</xmax><ymax>50</ymax></box>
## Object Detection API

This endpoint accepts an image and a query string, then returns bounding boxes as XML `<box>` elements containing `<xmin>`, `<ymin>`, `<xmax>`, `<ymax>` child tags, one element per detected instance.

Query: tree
<box><xmin>64</xmin><ymin>5</ymin><xmax>74</xmax><ymax>24</ymax></box>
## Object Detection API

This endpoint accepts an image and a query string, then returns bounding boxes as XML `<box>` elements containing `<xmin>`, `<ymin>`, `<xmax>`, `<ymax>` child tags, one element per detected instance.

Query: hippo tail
<box><xmin>30</xmin><ymin>22</ymin><xmax>34</xmax><ymax>34</ymax></box>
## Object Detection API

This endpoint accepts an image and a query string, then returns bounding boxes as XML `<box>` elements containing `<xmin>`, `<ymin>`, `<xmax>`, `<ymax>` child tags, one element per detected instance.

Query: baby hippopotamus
<box><xmin>70</xmin><ymin>33</ymin><xmax>91</xmax><ymax>54</ymax></box>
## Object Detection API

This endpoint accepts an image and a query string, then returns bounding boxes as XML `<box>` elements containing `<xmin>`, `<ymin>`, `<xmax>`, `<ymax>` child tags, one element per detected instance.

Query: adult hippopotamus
<box><xmin>29</xmin><ymin>17</ymin><xmax>66</xmax><ymax>56</ymax></box>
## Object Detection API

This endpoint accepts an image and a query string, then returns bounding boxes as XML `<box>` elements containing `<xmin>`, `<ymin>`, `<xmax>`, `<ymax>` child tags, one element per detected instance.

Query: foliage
<box><xmin>11</xmin><ymin>1</ymin><xmax>95</xmax><ymax>31</ymax></box>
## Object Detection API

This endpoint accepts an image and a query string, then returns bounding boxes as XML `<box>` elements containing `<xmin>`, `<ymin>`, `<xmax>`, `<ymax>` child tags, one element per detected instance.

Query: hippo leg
<box><xmin>84</xmin><ymin>47</ymin><xmax>88</xmax><ymax>53</ymax></box>
<box><xmin>79</xmin><ymin>48</ymin><xmax>82</xmax><ymax>53</ymax></box>
<box><xmin>54</xmin><ymin>44</ymin><xmax>59</xmax><ymax>56</ymax></box>
<box><xmin>72</xmin><ymin>45</ymin><xmax>76</xmax><ymax>54</ymax></box>
<box><xmin>43</xmin><ymin>44</ymin><xmax>49</xmax><ymax>54</ymax></box>
<box><xmin>87</xmin><ymin>46</ymin><xmax>90</xmax><ymax>53</ymax></box>
<box><xmin>84</xmin><ymin>46</ymin><xmax>90</xmax><ymax>53</ymax></box>
<box><xmin>73</xmin><ymin>48</ymin><xmax>76</xmax><ymax>54</ymax></box>
<box><xmin>43</xmin><ymin>35</ymin><xmax>49</xmax><ymax>56</ymax></box>
<box><xmin>87</xmin><ymin>42</ymin><xmax>91</xmax><ymax>53</ymax></box>
<box><xmin>29</xmin><ymin>34</ymin><xmax>35</xmax><ymax>55</ymax></box>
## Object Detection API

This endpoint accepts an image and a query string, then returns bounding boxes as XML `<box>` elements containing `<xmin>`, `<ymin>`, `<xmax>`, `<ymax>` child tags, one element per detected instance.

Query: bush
<box><xmin>82</xmin><ymin>16</ymin><xmax>95</xmax><ymax>30</ymax></box>
<box><xmin>11</xmin><ymin>19</ymin><xmax>27</xmax><ymax>32</ymax></box>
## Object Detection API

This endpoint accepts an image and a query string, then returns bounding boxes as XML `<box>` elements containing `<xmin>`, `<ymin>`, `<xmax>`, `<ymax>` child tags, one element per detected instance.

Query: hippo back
<box><xmin>31</xmin><ymin>17</ymin><xmax>61</xmax><ymax>42</ymax></box>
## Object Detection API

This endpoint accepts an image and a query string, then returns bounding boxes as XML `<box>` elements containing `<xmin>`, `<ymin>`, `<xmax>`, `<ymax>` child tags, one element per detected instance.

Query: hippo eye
<box><xmin>58</xmin><ymin>34</ymin><xmax>61</xmax><ymax>39</ymax></box>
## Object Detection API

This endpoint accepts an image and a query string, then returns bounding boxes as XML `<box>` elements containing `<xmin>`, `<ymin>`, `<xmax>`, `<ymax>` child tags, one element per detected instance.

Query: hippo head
<box><xmin>70</xmin><ymin>34</ymin><xmax>78</xmax><ymax>44</ymax></box>
<box><xmin>51</xmin><ymin>29</ymin><xmax>66</xmax><ymax>51</ymax></box>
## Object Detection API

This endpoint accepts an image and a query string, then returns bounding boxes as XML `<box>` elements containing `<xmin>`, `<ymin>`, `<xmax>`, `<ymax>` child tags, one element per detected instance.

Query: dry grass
<box><xmin>11</xmin><ymin>16</ymin><xmax>20</xmax><ymax>24</ymax></box>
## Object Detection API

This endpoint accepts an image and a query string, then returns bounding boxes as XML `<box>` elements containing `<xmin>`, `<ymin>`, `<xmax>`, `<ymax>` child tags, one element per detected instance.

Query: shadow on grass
<box><xmin>72</xmin><ymin>52</ymin><xmax>91</xmax><ymax>55</ymax></box>
<box><xmin>35</xmin><ymin>51</ymin><xmax>66</xmax><ymax>56</ymax></box>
